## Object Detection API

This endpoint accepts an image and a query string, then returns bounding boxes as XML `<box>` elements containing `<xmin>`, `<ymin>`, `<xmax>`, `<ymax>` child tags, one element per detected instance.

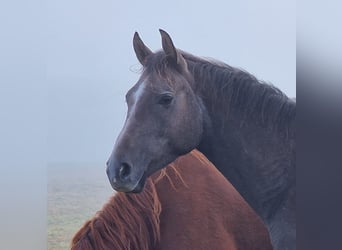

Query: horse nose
<box><xmin>119</xmin><ymin>162</ymin><xmax>132</xmax><ymax>181</ymax></box>
<box><xmin>106</xmin><ymin>160</ymin><xmax>132</xmax><ymax>186</ymax></box>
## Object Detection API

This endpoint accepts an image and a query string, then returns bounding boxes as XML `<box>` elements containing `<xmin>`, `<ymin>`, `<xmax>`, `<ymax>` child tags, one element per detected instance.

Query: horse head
<box><xmin>106</xmin><ymin>30</ymin><xmax>204</xmax><ymax>192</ymax></box>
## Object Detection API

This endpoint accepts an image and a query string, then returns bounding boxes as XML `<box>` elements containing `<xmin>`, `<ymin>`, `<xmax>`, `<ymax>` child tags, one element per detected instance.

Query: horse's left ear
<box><xmin>159</xmin><ymin>29</ymin><xmax>188</xmax><ymax>72</ymax></box>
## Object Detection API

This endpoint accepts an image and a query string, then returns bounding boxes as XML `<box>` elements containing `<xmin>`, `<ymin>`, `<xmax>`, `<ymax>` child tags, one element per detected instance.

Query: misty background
<box><xmin>1</xmin><ymin>1</ymin><xmax>296</xmax><ymax>249</ymax></box>
<box><xmin>48</xmin><ymin>0</ymin><xmax>295</xmax><ymax>165</ymax></box>
<box><xmin>4</xmin><ymin>0</ymin><xmax>342</xmax><ymax>249</ymax></box>
<box><xmin>46</xmin><ymin>2</ymin><xmax>295</xmax><ymax>246</ymax></box>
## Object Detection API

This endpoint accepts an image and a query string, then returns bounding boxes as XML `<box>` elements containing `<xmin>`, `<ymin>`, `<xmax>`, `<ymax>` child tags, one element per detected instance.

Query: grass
<box><xmin>48</xmin><ymin>163</ymin><xmax>113</xmax><ymax>250</ymax></box>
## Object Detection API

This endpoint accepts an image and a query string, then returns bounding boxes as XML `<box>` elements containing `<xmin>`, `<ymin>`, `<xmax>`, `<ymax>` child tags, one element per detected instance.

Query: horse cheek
<box><xmin>170</xmin><ymin>101</ymin><xmax>202</xmax><ymax>155</ymax></box>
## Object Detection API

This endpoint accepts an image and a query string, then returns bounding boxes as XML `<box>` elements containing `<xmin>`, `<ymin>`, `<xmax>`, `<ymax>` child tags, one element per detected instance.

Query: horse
<box><xmin>106</xmin><ymin>30</ymin><xmax>296</xmax><ymax>249</ymax></box>
<box><xmin>72</xmin><ymin>150</ymin><xmax>272</xmax><ymax>249</ymax></box>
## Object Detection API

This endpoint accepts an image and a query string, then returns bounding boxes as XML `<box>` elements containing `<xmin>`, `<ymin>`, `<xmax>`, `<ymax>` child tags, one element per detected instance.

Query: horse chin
<box><xmin>131</xmin><ymin>174</ymin><xmax>147</xmax><ymax>193</ymax></box>
<box><xmin>111</xmin><ymin>171</ymin><xmax>147</xmax><ymax>193</ymax></box>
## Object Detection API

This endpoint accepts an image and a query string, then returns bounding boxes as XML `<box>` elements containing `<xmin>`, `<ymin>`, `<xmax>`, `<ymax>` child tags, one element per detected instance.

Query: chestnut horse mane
<box><xmin>71</xmin><ymin>151</ymin><xmax>201</xmax><ymax>250</ymax></box>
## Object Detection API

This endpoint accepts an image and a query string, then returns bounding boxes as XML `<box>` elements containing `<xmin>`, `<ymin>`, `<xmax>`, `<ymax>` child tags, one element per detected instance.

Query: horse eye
<box><xmin>158</xmin><ymin>94</ymin><xmax>174</xmax><ymax>106</ymax></box>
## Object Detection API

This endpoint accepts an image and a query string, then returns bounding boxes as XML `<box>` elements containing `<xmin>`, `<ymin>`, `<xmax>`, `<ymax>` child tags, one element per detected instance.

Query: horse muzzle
<box><xmin>106</xmin><ymin>159</ymin><xmax>146</xmax><ymax>193</ymax></box>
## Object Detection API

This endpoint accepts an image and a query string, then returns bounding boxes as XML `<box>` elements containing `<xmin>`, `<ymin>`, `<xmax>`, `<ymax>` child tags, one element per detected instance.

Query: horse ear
<box><xmin>159</xmin><ymin>29</ymin><xmax>188</xmax><ymax>71</ymax></box>
<box><xmin>133</xmin><ymin>32</ymin><xmax>153</xmax><ymax>66</ymax></box>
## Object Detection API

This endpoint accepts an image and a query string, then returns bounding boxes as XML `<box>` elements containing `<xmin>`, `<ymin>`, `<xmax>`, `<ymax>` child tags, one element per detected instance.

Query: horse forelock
<box><xmin>71</xmin><ymin>178</ymin><xmax>161</xmax><ymax>250</ymax></box>
<box><xmin>142</xmin><ymin>51</ymin><xmax>194</xmax><ymax>90</ymax></box>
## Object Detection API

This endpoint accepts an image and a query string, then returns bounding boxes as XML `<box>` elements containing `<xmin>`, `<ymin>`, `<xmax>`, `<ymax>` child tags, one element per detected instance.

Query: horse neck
<box><xmin>193</xmin><ymin>63</ymin><xmax>295</xmax><ymax>222</ymax></box>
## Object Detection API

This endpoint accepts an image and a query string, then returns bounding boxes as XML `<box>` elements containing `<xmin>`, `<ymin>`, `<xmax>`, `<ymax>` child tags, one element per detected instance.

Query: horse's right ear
<box><xmin>133</xmin><ymin>32</ymin><xmax>152</xmax><ymax>66</ymax></box>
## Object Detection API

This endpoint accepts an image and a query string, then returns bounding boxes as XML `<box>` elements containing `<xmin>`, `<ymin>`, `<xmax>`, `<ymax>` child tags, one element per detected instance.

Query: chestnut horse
<box><xmin>106</xmin><ymin>30</ymin><xmax>295</xmax><ymax>249</ymax></box>
<box><xmin>73</xmin><ymin>150</ymin><xmax>272</xmax><ymax>249</ymax></box>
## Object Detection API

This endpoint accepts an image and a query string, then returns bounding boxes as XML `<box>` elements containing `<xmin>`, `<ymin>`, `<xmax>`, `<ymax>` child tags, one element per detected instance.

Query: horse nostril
<box><xmin>119</xmin><ymin>162</ymin><xmax>131</xmax><ymax>181</ymax></box>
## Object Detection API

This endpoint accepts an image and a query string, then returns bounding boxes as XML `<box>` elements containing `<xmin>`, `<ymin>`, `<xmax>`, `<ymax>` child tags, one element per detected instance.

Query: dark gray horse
<box><xmin>107</xmin><ymin>30</ymin><xmax>296</xmax><ymax>250</ymax></box>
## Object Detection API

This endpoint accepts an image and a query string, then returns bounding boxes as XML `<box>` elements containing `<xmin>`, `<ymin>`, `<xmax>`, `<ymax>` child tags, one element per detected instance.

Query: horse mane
<box><xmin>71</xmin><ymin>177</ymin><xmax>161</xmax><ymax>250</ymax></box>
<box><xmin>71</xmin><ymin>157</ymin><xmax>194</xmax><ymax>250</ymax></box>
<box><xmin>145</xmin><ymin>50</ymin><xmax>295</xmax><ymax>135</ymax></box>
